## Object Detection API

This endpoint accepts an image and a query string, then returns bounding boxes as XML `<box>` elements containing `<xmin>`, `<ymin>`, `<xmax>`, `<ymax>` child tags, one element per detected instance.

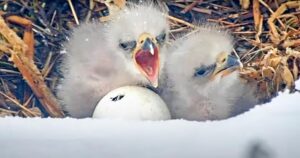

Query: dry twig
<box><xmin>0</xmin><ymin>16</ymin><xmax>64</xmax><ymax>117</ymax></box>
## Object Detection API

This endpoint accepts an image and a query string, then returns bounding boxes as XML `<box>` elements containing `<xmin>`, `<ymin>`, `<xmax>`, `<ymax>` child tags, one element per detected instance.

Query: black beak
<box><xmin>211</xmin><ymin>55</ymin><xmax>241</xmax><ymax>79</ymax></box>
<box><xmin>142</xmin><ymin>38</ymin><xmax>155</xmax><ymax>55</ymax></box>
<box><xmin>226</xmin><ymin>55</ymin><xmax>240</xmax><ymax>68</ymax></box>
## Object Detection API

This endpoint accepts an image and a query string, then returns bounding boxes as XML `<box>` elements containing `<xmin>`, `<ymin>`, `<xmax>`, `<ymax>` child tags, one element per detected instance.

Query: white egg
<box><xmin>92</xmin><ymin>86</ymin><xmax>171</xmax><ymax>120</ymax></box>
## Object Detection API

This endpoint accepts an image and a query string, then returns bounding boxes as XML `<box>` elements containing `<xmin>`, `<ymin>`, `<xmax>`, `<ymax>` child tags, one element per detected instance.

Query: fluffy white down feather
<box><xmin>160</xmin><ymin>26</ymin><xmax>258</xmax><ymax>121</ymax></box>
<box><xmin>57</xmin><ymin>3</ymin><xmax>169</xmax><ymax>118</ymax></box>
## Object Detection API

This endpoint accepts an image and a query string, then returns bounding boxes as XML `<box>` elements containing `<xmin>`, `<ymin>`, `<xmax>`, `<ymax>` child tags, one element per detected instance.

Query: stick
<box><xmin>0</xmin><ymin>16</ymin><xmax>64</xmax><ymax>117</ymax></box>
<box><xmin>67</xmin><ymin>0</ymin><xmax>80</xmax><ymax>25</ymax></box>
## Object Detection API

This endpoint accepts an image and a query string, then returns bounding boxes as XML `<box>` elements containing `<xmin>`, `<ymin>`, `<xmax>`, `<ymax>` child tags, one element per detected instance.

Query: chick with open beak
<box><xmin>133</xmin><ymin>33</ymin><xmax>160</xmax><ymax>87</ymax></box>
<box><xmin>58</xmin><ymin>3</ymin><xmax>169</xmax><ymax>118</ymax></box>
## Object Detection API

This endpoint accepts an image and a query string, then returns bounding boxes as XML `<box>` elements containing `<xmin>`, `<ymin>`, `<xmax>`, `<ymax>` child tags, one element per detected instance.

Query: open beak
<box><xmin>133</xmin><ymin>33</ymin><xmax>160</xmax><ymax>87</ymax></box>
<box><xmin>210</xmin><ymin>54</ymin><xmax>241</xmax><ymax>80</ymax></box>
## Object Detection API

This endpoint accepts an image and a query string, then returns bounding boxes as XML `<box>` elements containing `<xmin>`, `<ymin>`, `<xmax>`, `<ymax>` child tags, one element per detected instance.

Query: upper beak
<box><xmin>142</xmin><ymin>38</ymin><xmax>155</xmax><ymax>55</ymax></box>
<box><xmin>211</xmin><ymin>55</ymin><xmax>241</xmax><ymax>80</ymax></box>
<box><xmin>133</xmin><ymin>34</ymin><xmax>160</xmax><ymax>88</ymax></box>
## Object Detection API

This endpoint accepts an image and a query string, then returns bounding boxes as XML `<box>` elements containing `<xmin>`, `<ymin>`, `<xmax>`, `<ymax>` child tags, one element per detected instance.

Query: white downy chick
<box><xmin>57</xmin><ymin>3</ymin><xmax>169</xmax><ymax>118</ymax></box>
<box><xmin>160</xmin><ymin>26</ymin><xmax>258</xmax><ymax>121</ymax></box>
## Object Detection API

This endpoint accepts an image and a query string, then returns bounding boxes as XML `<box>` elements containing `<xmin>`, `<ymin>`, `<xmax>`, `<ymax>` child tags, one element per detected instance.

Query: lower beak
<box><xmin>211</xmin><ymin>55</ymin><xmax>241</xmax><ymax>80</ymax></box>
<box><xmin>134</xmin><ymin>38</ymin><xmax>160</xmax><ymax>87</ymax></box>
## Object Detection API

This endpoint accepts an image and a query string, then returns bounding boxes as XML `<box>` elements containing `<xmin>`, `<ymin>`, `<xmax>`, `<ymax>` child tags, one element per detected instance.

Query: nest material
<box><xmin>0</xmin><ymin>0</ymin><xmax>299</xmax><ymax>117</ymax></box>
<box><xmin>241</xmin><ymin>47</ymin><xmax>300</xmax><ymax>102</ymax></box>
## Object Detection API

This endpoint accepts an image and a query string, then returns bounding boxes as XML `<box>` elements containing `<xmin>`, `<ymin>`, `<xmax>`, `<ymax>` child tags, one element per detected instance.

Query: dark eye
<box><xmin>156</xmin><ymin>33</ymin><xmax>166</xmax><ymax>44</ymax></box>
<box><xmin>194</xmin><ymin>64</ymin><xmax>216</xmax><ymax>77</ymax></box>
<box><xmin>119</xmin><ymin>40</ymin><xmax>137</xmax><ymax>51</ymax></box>
<box><xmin>195</xmin><ymin>69</ymin><xmax>206</xmax><ymax>76</ymax></box>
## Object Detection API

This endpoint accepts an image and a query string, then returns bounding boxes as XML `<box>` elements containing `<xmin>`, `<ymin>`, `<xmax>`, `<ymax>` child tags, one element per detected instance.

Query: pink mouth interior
<box><xmin>135</xmin><ymin>47</ymin><xmax>159</xmax><ymax>81</ymax></box>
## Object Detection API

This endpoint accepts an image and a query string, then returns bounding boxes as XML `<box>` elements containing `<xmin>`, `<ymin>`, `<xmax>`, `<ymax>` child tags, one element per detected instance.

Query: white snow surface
<box><xmin>0</xmin><ymin>81</ymin><xmax>300</xmax><ymax>158</ymax></box>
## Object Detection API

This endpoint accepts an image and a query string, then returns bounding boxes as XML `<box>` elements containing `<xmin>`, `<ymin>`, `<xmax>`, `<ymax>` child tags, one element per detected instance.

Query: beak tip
<box><xmin>151</xmin><ymin>80</ymin><xmax>158</xmax><ymax>88</ymax></box>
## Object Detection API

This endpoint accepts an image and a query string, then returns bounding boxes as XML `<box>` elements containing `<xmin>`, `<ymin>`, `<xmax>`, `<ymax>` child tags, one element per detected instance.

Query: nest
<box><xmin>0</xmin><ymin>0</ymin><xmax>299</xmax><ymax>117</ymax></box>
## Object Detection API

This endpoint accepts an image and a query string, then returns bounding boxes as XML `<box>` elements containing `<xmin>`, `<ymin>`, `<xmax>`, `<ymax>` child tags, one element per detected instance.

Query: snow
<box><xmin>0</xmin><ymin>81</ymin><xmax>300</xmax><ymax>158</ymax></box>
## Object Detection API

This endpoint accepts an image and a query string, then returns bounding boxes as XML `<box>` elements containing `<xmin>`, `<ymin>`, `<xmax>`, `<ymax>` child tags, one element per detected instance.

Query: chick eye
<box><xmin>194</xmin><ymin>64</ymin><xmax>216</xmax><ymax>77</ymax></box>
<box><xmin>195</xmin><ymin>69</ymin><xmax>206</xmax><ymax>76</ymax></box>
<box><xmin>156</xmin><ymin>33</ymin><xmax>166</xmax><ymax>44</ymax></box>
<box><xmin>119</xmin><ymin>40</ymin><xmax>137</xmax><ymax>51</ymax></box>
